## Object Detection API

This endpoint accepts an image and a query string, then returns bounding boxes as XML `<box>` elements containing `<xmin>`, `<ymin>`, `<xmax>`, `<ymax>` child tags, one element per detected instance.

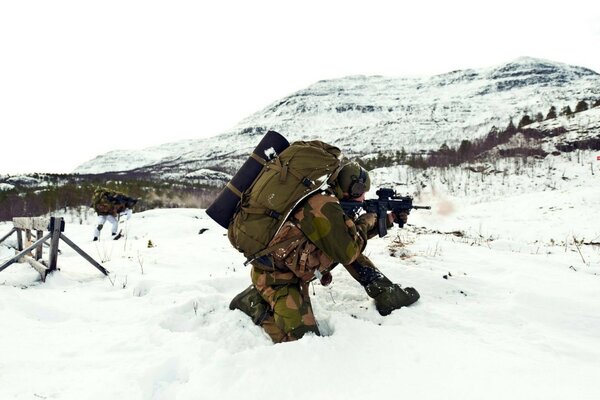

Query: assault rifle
<box><xmin>340</xmin><ymin>188</ymin><xmax>431</xmax><ymax>238</ymax></box>
<box><xmin>109</xmin><ymin>194</ymin><xmax>138</xmax><ymax>208</ymax></box>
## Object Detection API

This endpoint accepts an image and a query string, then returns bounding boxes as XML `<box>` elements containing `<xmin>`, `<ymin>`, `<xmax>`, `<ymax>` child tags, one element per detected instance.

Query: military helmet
<box><xmin>337</xmin><ymin>162</ymin><xmax>371</xmax><ymax>198</ymax></box>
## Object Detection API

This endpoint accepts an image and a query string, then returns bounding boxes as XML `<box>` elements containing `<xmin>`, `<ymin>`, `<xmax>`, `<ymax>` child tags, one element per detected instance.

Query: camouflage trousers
<box><xmin>251</xmin><ymin>267</ymin><xmax>319</xmax><ymax>343</ymax></box>
<box><xmin>249</xmin><ymin>253</ymin><xmax>385</xmax><ymax>343</ymax></box>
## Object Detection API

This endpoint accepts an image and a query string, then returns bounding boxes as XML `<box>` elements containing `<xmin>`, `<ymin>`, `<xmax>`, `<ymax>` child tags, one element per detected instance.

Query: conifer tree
<box><xmin>560</xmin><ymin>105</ymin><xmax>573</xmax><ymax>116</ymax></box>
<box><xmin>518</xmin><ymin>115</ymin><xmax>534</xmax><ymax>129</ymax></box>
<box><xmin>458</xmin><ymin>140</ymin><xmax>472</xmax><ymax>161</ymax></box>
<box><xmin>575</xmin><ymin>100</ymin><xmax>589</xmax><ymax>113</ymax></box>
<box><xmin>506</xmin><ymin>118</ymin><xmax>517</xmax><ymax>134</ymax></box>
<box><xmin>546</xmin><ymin>106</ymin><xmax>557</xmax><ymax>120</ymax></box>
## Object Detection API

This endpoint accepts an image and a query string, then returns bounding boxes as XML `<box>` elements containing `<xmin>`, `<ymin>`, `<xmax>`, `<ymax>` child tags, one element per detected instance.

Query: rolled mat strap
<box><xmin>226</xmin><ymin>182</ymin><xmax>243</xmax><ymax>198</ymax></box>
<box><xmin>249</xmin><ymin>152</ymin><xmax>267</xmax><ymax>166</ymax></box>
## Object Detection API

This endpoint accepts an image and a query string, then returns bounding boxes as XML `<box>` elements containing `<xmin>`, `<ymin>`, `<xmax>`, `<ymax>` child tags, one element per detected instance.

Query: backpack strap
<box><xmin>226</xmin><ymin>182</ymin><xmax>243</xmax><ymax>198</ymax></box>
<box><xmin>267</xmin><ymin>159</ymin><xmax>316</xmax><ymax>188</ymax></box>
<box><xmin>243</xmin><ymin>207</ymin><xmax>282</xmax><ymax>220</ymax></box>
<box><xmin>249</xmin><ymin>152</ymin><xmax>267</xmax><ymax>165</ymax></box>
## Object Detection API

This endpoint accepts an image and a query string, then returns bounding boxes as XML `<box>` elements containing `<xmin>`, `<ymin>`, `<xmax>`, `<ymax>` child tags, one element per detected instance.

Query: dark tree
<box><xmin>593</xmin><ymin>99</ymin><xmax>600</xmax><ymax>108</ymax></box>
<box><xmin>457</xmin><ymin>140</ymin><xmax>472</xmax><ymax>162</ymax></box>
<box><xmin>506</xmin><ymin>119</ymin><xmax>517</xmax><ymax>134</ymax></box>
<box><xmin>575</xmin><ymin>100</ymin><xmax>589</xmax><ymax>113</ymax></box>
<box><xmin>534</xmin><ymin>112</ymin><xmax>544</xmax><ymax>122</ymax></box>
<box><xmin>560</xmin><ymin>105</ymin><xmax>573</xmax><ymax>116</ymax></box>
<box><xmin>438</xmin><ymin>143</ymin><xmax>451</xmax><ymax>153</ymax></box>
<box><xmin>518</xmin><ymin>115</ymin><xmax>534</xmax><ymax>129</ymax></box>
<box><xmin>545</xmin><ymin>106</ymin><xmax>557</xmax><ymax>120</ymax></box>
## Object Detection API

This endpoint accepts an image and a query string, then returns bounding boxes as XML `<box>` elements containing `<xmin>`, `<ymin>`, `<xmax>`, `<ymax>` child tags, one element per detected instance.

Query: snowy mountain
<box><xmin>74</xmin><ymin>57</ymin><xmax>600</xmax><ymax>181</ymax></box>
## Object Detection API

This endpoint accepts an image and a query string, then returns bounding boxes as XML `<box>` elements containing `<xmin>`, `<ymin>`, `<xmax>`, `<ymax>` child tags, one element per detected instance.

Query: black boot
<box><xmin>229</xmin><ymin>285</ymin><xmax>270</xmax><ymax>325</ymax></box>
<box><xmin>365</xmin><ymin>277</ymin><xmax>420</xmax><ymax>316</ymax></box>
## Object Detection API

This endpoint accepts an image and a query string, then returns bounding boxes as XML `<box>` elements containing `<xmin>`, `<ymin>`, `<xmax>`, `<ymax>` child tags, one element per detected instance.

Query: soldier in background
<box><xmin>229</xmin><ymin>162</ymin><xmax>420</xmax><ymax>343</ymax></box>
<box><xmin>91</xmin><ymin>188</ymin><xmax>137</xmax><ymax>241</ymax></box>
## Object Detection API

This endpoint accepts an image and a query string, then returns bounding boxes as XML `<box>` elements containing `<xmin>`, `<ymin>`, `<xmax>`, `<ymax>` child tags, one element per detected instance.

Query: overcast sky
<box><xmin>1</xmin><ymin>0</ymin><xmax>599</xmax><ymax>174</ymax></box>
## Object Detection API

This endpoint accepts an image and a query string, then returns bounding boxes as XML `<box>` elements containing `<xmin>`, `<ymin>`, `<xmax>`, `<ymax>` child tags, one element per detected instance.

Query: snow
<box><xmin>263</xmin><ymin>147</ymin><xmax>277</xmax><ymax>160</ymax></box>
<box><xmin>2</xmin><ymin>151</ymin><xmax>600</xmax><ymax>399</ymax></box>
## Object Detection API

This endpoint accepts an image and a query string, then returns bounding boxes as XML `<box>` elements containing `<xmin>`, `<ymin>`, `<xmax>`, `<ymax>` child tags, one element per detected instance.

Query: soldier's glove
<box><xmin>393</xmin><ymin>212</ymin><xmax>409</xmax><ymax>227</ymax></box>
<box><xmin>365</xmin><ymin>277</ymin><xmax>420</xmax><ymax>316</ymax></box>
<box><xmin>319</xmin><ymin>271</ymin><xmax>333</xmax><ymax>286</ymax></box>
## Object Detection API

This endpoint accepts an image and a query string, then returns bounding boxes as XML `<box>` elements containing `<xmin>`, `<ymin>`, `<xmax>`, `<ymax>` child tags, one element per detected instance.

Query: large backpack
<box><xmin>227</xmin><ymin>140</ymin><xmax>342</xmax><ymax>262</ymax></box>
<box><xmin>92</xmin><ymin>188</ymin><xmax>133</xmax><ymax>215</ymax></box>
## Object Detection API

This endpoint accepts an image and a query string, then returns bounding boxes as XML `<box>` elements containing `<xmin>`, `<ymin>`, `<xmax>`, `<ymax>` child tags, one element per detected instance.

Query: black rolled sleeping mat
<box><xmin>206</xmin><ymin>130</ymin><xmax>289</xmax><ymax>229</ymax></box>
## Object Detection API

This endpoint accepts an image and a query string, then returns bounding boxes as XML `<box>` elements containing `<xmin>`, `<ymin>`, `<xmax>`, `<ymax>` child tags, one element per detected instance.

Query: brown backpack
<box><xmin>92</xmin><ymin>188</ymin><xmax>131</xmax><ymax>215</ymax></box>
<box><xmin>227</xmin><ymin>141</ymin><xmax>342</xmax><ymax>262</ymax></box>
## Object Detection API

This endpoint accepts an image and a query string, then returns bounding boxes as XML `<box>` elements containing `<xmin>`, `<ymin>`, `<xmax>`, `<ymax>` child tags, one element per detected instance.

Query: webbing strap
<box><xmin>242</xmin><ymin>207</ymin><xmax>282</xmax><ymax>220</ymax></box>
<box><xmin>281</xmin><ymin>162</ymin><xmax>289</xmax><ymax>182</ymax></box>
<box><xmin>285</xmin><ymin>166</ymin><xmax>307</xmax><ymax>184</ymax></box>
<box><xmin>264</xmin><ymin>157</ymin><xmax>311</xmax><ymax>187</ymax></box>
<box><xmin>242</xmin><ymin>207</ymin><xmax>267</xmax><ymax>215</ymax></box>
<box><xmin>268</xmin><ymin>159</ymin><xmax>282</xmax><ymax>172</ymax></box>
<box><xmin>226</xmin><ymin>182</ymin><xmax>243</xmax><ymax>198</ymax></box>
<box><xmin>250</xmin><ymin>152</ymin><xmax>267</xmax><ymax>165</ymax></box>
<box><xmin>327</xmin><ymin>164</ymin><xmax>344</xmax><ymax>183</ymax></box>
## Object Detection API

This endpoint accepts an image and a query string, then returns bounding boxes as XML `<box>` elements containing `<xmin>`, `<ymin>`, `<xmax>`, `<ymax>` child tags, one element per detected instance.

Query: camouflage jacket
<box><xmin>267</xmin><ymin>191</ymin><xmax>377</xmax><ymax>282</ymax></box>
<box><xmin>92</xmin><ymin>188</ymin><xmax>132</xmax><ymax>216</ymax></box>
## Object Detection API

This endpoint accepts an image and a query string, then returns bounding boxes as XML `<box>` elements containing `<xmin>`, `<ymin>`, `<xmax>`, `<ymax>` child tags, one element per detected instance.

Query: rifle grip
<box><xmin>378</xmin><ymin>217</ymin><xmax>388</xmax><ymax>237</ymax></box>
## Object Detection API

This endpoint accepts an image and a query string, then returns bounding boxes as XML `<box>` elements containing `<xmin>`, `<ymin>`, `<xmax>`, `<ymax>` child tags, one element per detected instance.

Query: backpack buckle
<box><xmin>265</xmin><ymin>209</ymin><xmax>281</xmax><ymax>219</ymax></box>
<box><xmin>301</xmin><ymin>177</ymin><xmax>313</xmax><ymax>187</ymax></box>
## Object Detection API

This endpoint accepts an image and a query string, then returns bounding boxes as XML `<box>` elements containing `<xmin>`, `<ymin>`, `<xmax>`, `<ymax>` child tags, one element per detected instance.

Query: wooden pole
<box><xmin>24</xmin><ymin>256</ymin><xmax>49</xmax><ymax>282</ymax></box>
<box><xmin>25</xmin><ymin>229</ymin><xmax>33</xmax><ymax>257</ymax></box>
<box><xmin>47</xmin><ymin>217</ymin><xmax>63</xmax><ymax>272</ymax></box>
<box><xmin>0</xmin><ymin>233</ymin><xmax>52</xmax><ymax>273</ymax></box>
<box><xmin>60</xmin><ymin>234</ymin><xmax>109</xmax><ymax>276</ymax></box>
<box><xmin>35</xmin><ymin>230</ymin><xmax>44</xmax><ymax>260</ymax></box>
<box><xmin>16</xmin><ymin>228</ymin><xmax>23</xmax><ymax>251</ymax></box>
<box><xmin>0</xmin><ymin>228</ymin><xmax>17</xmax><ymax>244</ymax></box>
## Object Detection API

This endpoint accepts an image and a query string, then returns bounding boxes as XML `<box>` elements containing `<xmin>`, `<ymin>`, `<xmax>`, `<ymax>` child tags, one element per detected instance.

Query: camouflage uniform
<box><xmin>91</xmin><ymin>188</ymin><xmax>136</xmax><ymax>241</ymax></box>
<box><xmin>249</xmin><ymin>191</ymin><xmax>382</xmax><ymax>342</ymax></box>
<box><xmin>230</xmin><ymin>162</ymin><xmax>419</xmax><ymax>343</ymax></box>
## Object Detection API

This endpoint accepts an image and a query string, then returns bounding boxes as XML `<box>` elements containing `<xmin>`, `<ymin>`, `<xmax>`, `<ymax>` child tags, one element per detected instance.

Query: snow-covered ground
<box><xmin>1</xmin><ymin>152</ymin><xmax>600</xmax><ymax>400</ymax></box>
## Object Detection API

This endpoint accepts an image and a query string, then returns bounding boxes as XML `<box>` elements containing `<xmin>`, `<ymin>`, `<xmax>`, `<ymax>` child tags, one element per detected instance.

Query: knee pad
<box><xmin>97</xmin><ymin>224</ymin><xmax>104</xmax><ymax>231</ymax></box>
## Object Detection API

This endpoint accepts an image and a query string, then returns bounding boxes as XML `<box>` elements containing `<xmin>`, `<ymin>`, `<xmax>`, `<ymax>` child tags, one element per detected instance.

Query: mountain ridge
<box><xmin>74</xmin><ymin>57</ymin><xmax>600</xmax><ymax>179</ymax></box>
